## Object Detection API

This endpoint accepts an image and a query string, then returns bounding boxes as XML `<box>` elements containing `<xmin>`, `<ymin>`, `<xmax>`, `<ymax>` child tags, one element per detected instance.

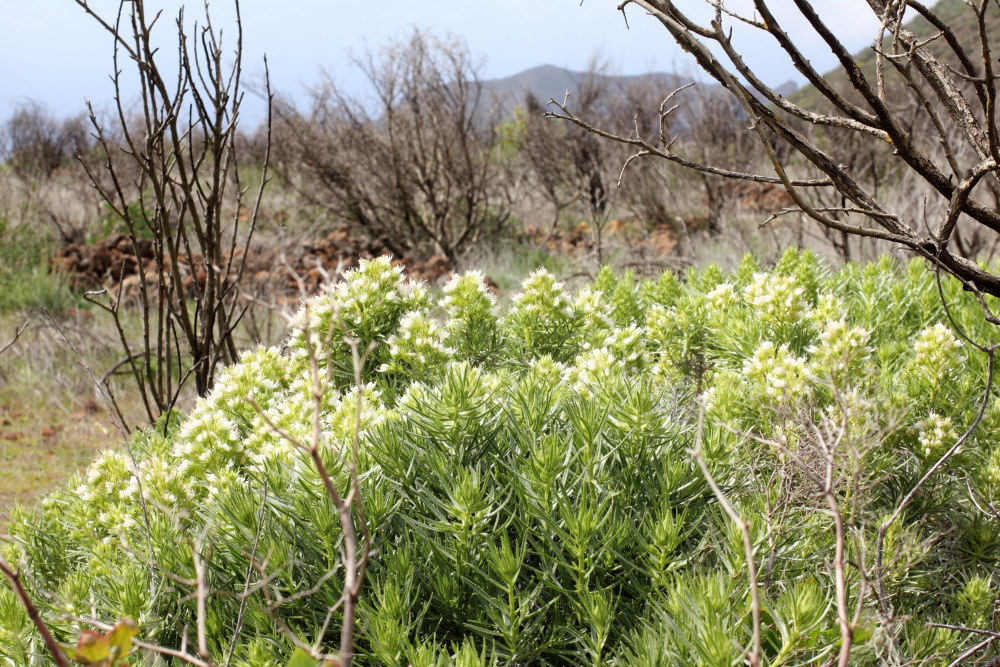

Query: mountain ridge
<box><xmin>479</xmin><ymin>63</ymin><xmax>798</xmax><ymax>116</ymax></box>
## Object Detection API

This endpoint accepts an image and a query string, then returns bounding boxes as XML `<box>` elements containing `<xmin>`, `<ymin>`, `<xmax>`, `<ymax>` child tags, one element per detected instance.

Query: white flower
<box><xmin>916</xmin><ymin>412</ymin><xmax>957</xmax><ymax>458</ymax></box>
<box><xmin>808</xmin><ymin>319</ymin><xmax>872</xmax><ymax>380</ymax></box>
<box><xmin>743</xmin><ymin>272</ymin><xmax>808</xmax><ymax>325</ymax></box>
<box><xmin>914</xmin><ymin>322</ymin><xmax>964</xmax><ymax>369</ymax></box>
<box><xmin>566</xmin><ymin>347</ymin><xmax>618</xmax><ymax>396</ymax></box>
<box><xmin>706</xmin><ymin>282</ymin><xmax>737</xmax><ymax>311</ymax></box>
<box><xmin>744</xmin><ymin>340</ymin><xmax>812</xmax><ymax>402</ymax></box>
<box><xmin>379</xmin><ymin>310</ymin><xmax>455</xmax><ymax>376</ymax></box>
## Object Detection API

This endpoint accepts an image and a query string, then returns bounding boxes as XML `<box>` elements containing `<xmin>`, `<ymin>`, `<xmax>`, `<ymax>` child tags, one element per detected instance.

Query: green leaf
<box><xmin>286</xmin><ymin>648</ymin><xmax>319</xmax><ymax>667</ymax></box>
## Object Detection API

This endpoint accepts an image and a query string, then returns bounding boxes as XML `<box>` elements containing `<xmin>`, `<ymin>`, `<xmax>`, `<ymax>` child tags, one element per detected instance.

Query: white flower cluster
<box><xmin>743</xmin><ymin>272</ymin><xmax>809</xmax><ymax>325</ymax></box>
<box><xmin>175</xmin><ymin>410</ymin><xmax>242</xmax><ymax>470</ymax></box>
<box><xmin>222</xmin><ymin>347</ymin><xmax>285</xmax><ymax>404</ymax></box>
<box><xmin>808</xmin><ymin>293</ymin><xmax>848</xmax><ymax>326</ymax></box>
<box><xmin>743</xmin><ymin>340</ymin><xmax>812</xmax><ymax>402</ymax></box>
<box><xmin>244</xmin><ymin>382</ymin><xmax>319</xmax><ymax>474</ymax></box>
<box><xmin>526</xmin><ymin>356</ymin><xmax>566</xmax><ymax>393</ymax></box>
<box><xmin>511</xmin><ymin>269</ymin><xmax>574</xmax><ymax>318</ymax></box>
<box><xmin>508</xmin><ymin>269</ymin><xmax>579</xmax><ymax>356</ymax></box>
<box><xmin>334</xmin><ymin>257</ymin><xmax>426</xmax><ymax>328</ymax></box>
<box><xmin>289</xmin><ymin>256</ymin><xmax>429</xmax><ymax>367</ymax></box>
<box><xmin>378</xmin><ymin>310</ymin><xmax>456</xmax><ymax>377</ymax></box>
<box><xmin>645</xmin><ymin>303</ymin><xmax>673</xmax><ymax>342</ymax></box>
<box><xmin>326</xmin><ymin>382</ymin><xmax>387</xmax><ymax>446</ymax></box>
<box><xmin>128</xmin><ymin>455</ymin><xmax>182</xmax><ymax>505</ymax></box>
<box><xmin>440</xmin><ymin>271</ymin><xmax>498</xmax><ymax>334</ymax></box>
<box><xmin>808</xmin><ymin>319</ymin><xmax>872</xmax><ymax>381</ymax></box>
<box><xmin>75</xmin><ymin>450</ymin><xmax>131</xmax><ymax>504</ymax></box>
<box><xmin>700</xmin><ymin>371</ymin><xmax>742</xmax><ymax>416</ymax></box>
<box><xmin>73</xmin><ymin>449</ymin><xmax>186</xmax><ymax>537</ymax></box>
<box><xmin>566</xmin><ymin>347</ymin><xmax>619</xmax><ymax>397</ymax></box>
<box><xmin>913</xmin><ymin>322</ymin><xmax>965</xmax><ymax>370</ymax></box>
<box><xmin>915</xmin><ymin>412</ymin><xmax>957</xmax><ymax>459</ymax></box>
<box><xmin>705</xmin><ymin>282</ymin><xmax>738</xmax><ymax>312</ymax></box>
<box><xmin>575</xmin><ymin>287</ymin><xmax>615</xmax><ymax>345</ymax></box>
<box><xmin>603</xmin><ymin>324</ymin><xmax>648</xmax><ymax>368</ymax></box>
<box><xmin>243</xmin><ymin>372</ymin><xmax>387</xmax><ymax>476</ymax></box>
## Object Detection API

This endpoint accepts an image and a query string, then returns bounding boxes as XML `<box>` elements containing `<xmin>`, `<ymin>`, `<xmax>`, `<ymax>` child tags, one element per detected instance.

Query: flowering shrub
<box><xmin>807</xmin><ymin>318</ymin><xmax>872</xmax><ymax>383</ymax></box>
<box><xmin>377</xmin><ymin>311</ymin><xmax>455</xmax><ymax>379</ymax></box>
<box><xmin>3</xmin><ymin>251</ymin><xmax>1000</xmax><ymax>665</ymax></box>
<box><xmin>743</xmin><ymin>271</ymin><xmax>809</xmax><ymax>326</ymax></box>
<box><xmin>506</xmin><ymin>268</ymin><xmax>580</xmax><ymax>361</ymax></box>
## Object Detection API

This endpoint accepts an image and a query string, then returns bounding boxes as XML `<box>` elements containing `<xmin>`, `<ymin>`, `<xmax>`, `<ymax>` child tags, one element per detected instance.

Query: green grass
<box><xmin>0</xmin><ymin>218</ymin><xmax>80</xmax><ymax>315</ymax></box>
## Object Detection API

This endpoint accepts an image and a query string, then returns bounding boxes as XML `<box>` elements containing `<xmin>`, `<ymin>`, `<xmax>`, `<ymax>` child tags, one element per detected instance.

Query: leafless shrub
<box><xmin>522</xmin><ymin>64</ymin><xmax>621</xmax><ymax>244</ymax></box>
<box><xmin>558</xmin><ymin>0</ymin><xmax>1000</xmax><ymax>321</ymax></box>
<box><xmin>74</xmin><ymin>0</ymin><xmax>272</xmax><ymax>423</ymax></box>
<box><xmin>0</xmin><ymin>102</ymin><xmax>91</xmax><ymax>179</ymax></box>
<box><xmin>274</xmin><ymin>29</ymin><xmax>513</xmax><ymax>264</ymax></box>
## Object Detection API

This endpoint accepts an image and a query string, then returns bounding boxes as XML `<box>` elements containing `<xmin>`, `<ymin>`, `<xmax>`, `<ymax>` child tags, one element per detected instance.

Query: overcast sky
<box><xmin>1</xmin><ymin>1</ymin><xmax>887</xmax><ymax>126</ymax></box>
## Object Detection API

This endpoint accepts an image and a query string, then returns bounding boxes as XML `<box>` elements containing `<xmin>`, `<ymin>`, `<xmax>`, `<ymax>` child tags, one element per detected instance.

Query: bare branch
<box><xmin>0</xmin><ymin>321</ymin><xmax>27</xmax><ymax>357</ymax></box>
<box><xmin>0</xmin><ymin>554</ymin><xmax>70</xmax><ymax>667</ymax></box>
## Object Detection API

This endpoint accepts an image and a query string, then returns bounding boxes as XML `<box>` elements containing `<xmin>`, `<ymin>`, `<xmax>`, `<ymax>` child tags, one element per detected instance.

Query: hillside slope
<box><xmin>791</xmin><ymin>0</ymin><xmax>1000</xmax><ymax>109</ymax></box>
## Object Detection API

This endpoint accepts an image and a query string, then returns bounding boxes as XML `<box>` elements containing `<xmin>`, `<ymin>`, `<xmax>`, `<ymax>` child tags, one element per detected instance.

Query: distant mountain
<box><xmin>480</xmin><ymin>65</ymin><xmax>692</xmax><ymax>115</ymax></box>
<box><xmin>771</xmin><ymin>80</ymin><xmax>799</xmax><ymax>98</ymax></box>
<box><xmin>479</xmin><ymin>64</ymin><xmax>799</xmax><ymax>121</ymax></box>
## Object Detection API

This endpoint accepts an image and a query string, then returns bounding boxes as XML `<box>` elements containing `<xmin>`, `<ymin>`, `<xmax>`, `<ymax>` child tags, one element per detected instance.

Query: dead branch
<box><xmin>0</xmin><ymin>321</ymin><xmax>27</xmax><ymax>357</ymax></box>
<box><xmin>574</xmin><ymin>0</ymin><xmax>1000</xmax><ymax>304</ymax></box>
<box><xmin>0</xmin><ymin>554</ymin><xmax>70</xmax><ymax>667</ymax></box>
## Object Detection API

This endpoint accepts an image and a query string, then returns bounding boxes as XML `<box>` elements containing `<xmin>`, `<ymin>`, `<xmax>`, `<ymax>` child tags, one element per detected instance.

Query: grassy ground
<box><xmin>0</xmin><ymin>294</ymin><xmax>295</xmax><ymax>530</ymax></box>
<box><xmin>0</xmin><ymin>313</ymin><xmax>149</xmax><ymax>529</ymax></box>
<box><xmin>0</xmin><ymin>387</ymin><xmax>109</xmax><ymax>527</ymax></box>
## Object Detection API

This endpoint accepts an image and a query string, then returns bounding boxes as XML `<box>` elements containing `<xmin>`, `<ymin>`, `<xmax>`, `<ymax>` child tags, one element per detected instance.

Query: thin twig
<box><xmin>0</xmin><ymin>321</ymin><xmax>27</xmax><ymax>356</ymax></box>
<box><xmin>0</xmin><ymin>554</ymin><xmax>71</xmax><ymax>667</ymax></box>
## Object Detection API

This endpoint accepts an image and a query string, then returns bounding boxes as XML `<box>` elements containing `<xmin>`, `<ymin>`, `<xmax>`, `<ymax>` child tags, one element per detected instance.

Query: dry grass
<box><xmin>0</xmin><ymin>389</ymin><xmax>109</xmax><ymax>527</ymax></box>
<box><xmin>0</xmin><ymin>312</ymin><xmax>152</xmax><ymax>529</ymax></box>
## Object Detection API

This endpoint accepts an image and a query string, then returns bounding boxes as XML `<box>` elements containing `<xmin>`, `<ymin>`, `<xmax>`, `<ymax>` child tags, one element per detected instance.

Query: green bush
<box><xmin>0</xmin><ymin>217</ymin><xmax>78</xmax><ymax>314</ymax></box>
<box><xmin>3</xmin><ymin>251</ymin><xmax>1000</xmax><ymax>665</ymax></box>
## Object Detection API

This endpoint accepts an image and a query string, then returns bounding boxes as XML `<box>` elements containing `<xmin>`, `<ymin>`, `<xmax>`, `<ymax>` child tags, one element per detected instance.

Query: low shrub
<box><xmin>0</xmin><ymin>218</ymin><xmax>78</xmax><ymax>315</ymax></box>
<box><xmin>3</xmin><ymin>250</ymin><xmax>1000</xmax><ymax>665</ymax></box>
